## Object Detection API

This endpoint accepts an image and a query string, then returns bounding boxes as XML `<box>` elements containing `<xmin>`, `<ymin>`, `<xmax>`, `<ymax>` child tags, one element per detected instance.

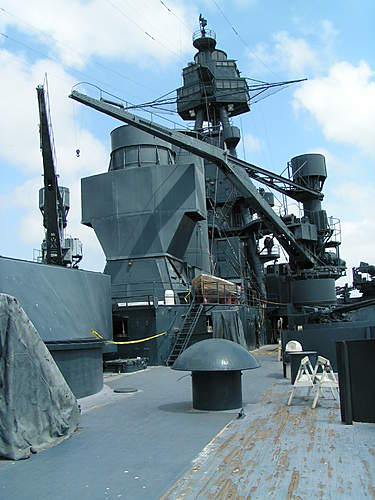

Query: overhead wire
<box><xmin>210</xmin><ymin>0</ymin><xmax>282</xmax><ymax>80</ymax></box>
<box><xmin>8</xmin><ymin>1</ymin><xmax>303</xmax><ymax>221</ymax></box>
<box><xmin>0</xmin><ymin>32</ymin><xmax>125</xmax><ymax>94</ymax></box>
<box><xmin>0</xmin><ymin>6</ymin><xmax>155</xmax><ymax>97</ymax></box>
<box><xmin>71</xmin><ymin>82</ymin><xmax>200</xmax><ymax>136</ymax></box>
<box><xmin>0</xmin><ymin>22</ymin><xmax>200</xmax><ymax>130</ymax></box>
<box><xmin>3</xmin><ymin>4</ymin><xmax>314</xmax><ymax>280</ymax></box>
<box><xmin>123</xmin><ymin>0</ymin><xmax>190</xmax><ymax>56</ymax></box>
<box><xmin>128</xmin><ymin>78</ymin><xmax>306</xmax><ymax>112</ymax></box>
<box><xmin>159</xmin><ymin>0</ymin><xmax>192</xmax><ymax>33</ymax></box>
<box><xmin>104</xmin><ymin>0</ymin><xmax>186</xmax><ymax>63</ymax></box>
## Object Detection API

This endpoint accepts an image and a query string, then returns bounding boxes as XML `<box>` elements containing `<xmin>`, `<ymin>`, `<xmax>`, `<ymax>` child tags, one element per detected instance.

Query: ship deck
<box><xmin>1</xmin><ymin>346</ymin><xmax>374</xmax><ymax>499</ymax></box>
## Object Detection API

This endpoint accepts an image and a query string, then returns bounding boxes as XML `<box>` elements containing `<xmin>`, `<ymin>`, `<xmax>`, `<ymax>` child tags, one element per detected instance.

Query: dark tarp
<box><xmin>212</xmin><ymin>308</ymin><xmax>247</xmax><ymax>348</ymax></box>
<box><xmin>0</xmin><ymin>294</ymin><xmax>80</xmax><ymax>460</ymax></box>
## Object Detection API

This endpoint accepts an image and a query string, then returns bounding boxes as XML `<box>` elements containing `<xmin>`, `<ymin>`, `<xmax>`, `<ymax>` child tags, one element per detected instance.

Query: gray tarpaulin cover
<box><xmin>0</xmin><ymin>294</ymin><xmax>80</xmax><ymax>460</ymax></box>
<box><xmin>212</xmin><ymin>308</ymin><xmax>247</xmax><ymax>348</ymax></box>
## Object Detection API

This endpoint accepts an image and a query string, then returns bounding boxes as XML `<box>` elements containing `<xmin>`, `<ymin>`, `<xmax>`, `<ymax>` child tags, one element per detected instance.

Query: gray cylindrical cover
<box><xmin>192</xmin><ymin>371</ymin><xmax>242</xmax><ymax>410</ymax></box>
<box><xmin>111</xmin><ymin>125</ymin><xmax>173</xmax><ymax>153</ymax></box>
<box><xmin>291</xmin><ymin>153</ymin><xmax>327</xmax><ymax>180</ymax></box>
<box><xmin>172</xmin><ymin>338</ymin><xmax>259</xmax><ymax>371</ymax></box>
<box><xmin>291</xmin><ymin>278</ymin><xmax>336</xmax><ymax>306</ymax></box>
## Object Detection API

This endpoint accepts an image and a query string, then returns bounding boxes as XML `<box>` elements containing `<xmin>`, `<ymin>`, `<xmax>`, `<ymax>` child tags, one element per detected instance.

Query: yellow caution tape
<box><xmin>90</xmin><ymin>329</ymin><xmax>167</xmax><ymax>345</ymax></box>
<box><xmin>183</xmin><ymin>287</ymin><xmax>191</xmax><ymax>303</ymax></box>
<box><xmin>90</xmin><ymin>328</ymin><xmax>104</xmax><ymax>340</ymax></box>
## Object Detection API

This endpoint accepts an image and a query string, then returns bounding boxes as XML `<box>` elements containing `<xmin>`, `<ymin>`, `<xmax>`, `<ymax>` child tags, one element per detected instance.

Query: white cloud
<box><xmin>340</xmin><ymin>219</ymin><xmax>374</xmax><ymax>272</ymax></box>
<box><xmin>248</xmin><ymin>21</ymin><xmax>338</xmax><ymax>78</ymax></box>
<box><xmin>320</xmin><ymin>20</ymin><xmax>339</xmax><ymax>46</ymax></box>
<box><xmin>0</xmin><ymin>49</ymin><xmax>108</xmax><ymax>270</ymax></box>
<box><xmin>273</xmin><ymin>31</ymin><xmax>320</xmax><ymax>76</ymax></box>
<box><xmin>18</xmin><ymin>211</ymin><xmax>44</xmax><ymax>245</ymax></box>
<box><xmin>0</xmin><ymin>50</ymin><xmax>109</xmax><ymax>176</ymax></box>
<box><xmin>248</xmin><ymin>32</ymin><xmax>319</xmax><ymax>77</ymax></box>
<box><xmin>293</xmin><ymin>61</ymin><xmax>375</xmax><ymax>157</ymax></box>
<box><xmin>243</xmin><ymin>132</ymin><xmax>262</xmax><ymax>153</ymax></box>
<box><xmin>314</xmin><ymin>171</ymin><xmax>375</xmax><ymax>284</ymax></box>
<box><xmin>0</xmin><ymin>0</ymin><xmax>192</xmax><ymax>272</ymax></box>
<box><xmin>0</xmin><ymin>0</ymin><xmax>196</xmax><ymax>68</ymax></box>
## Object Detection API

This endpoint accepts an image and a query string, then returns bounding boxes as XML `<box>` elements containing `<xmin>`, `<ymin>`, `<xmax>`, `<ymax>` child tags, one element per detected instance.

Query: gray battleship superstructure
<box><xmin>1</xmin><ymin>14</ymin><xmax>375</xmax><ymax>499</ymax></box>
<box><xmin>1</xmin><ymin>16</ymin><xmax>374</xmax><ymax>400</ymax></box>
<box><xmin>72</xmin><ymin>17</ymin><xmax>349</xmax><ymax>366</ymax></box>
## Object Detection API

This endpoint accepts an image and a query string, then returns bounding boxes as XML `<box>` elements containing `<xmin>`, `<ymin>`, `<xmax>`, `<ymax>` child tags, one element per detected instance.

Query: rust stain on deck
<box><xmin>361</xmin><ymin>459</ymin><xmax>375</xmax><ymax>499</ymax></box>
<box><xmin>286</xmin><ymin>468</ymin><xmax>299</xmax><ymax>499</ymax></box>
<box><xmin>327</xmin><ymin>460</ymin><xmax>333</xmax><ymax>479</ymax></box>
<box><xmin>307</xmin><ymin>410</ymin><xmax>317</xmax><ymax>452</ymax></box>
<box><xmin>215</xmin><ymin>477</ymin><xmax>241</xmax><ymax>499</ymax></box>
<box><xmin>273</xmin><ymin>406</ymin><xmax>290</xmax><ymax>444</ymax></box>
<box><xmin>346</xmin><ymin>480</ymin><xmax>352</xmax><ymax>494</ymax></box>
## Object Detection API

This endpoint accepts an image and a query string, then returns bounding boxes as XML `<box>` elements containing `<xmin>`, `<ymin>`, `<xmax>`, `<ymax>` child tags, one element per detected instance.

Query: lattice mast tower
<box><xmin>177</xmin><ymin>16</ymin><xmax>267</xmax><ymax>299</ymax></box>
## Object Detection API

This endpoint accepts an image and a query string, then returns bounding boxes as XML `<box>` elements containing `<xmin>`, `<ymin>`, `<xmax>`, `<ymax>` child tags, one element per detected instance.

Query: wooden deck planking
<box><xmin>163</xmin><ymin>376</ymin><xmax>375</xmax><ymax>499</ymax></box>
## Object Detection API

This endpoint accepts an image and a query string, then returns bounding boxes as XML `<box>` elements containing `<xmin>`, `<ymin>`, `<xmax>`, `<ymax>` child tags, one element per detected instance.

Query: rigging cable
<box><xmin>71</xmin><ymin>82</ymin><xmax>200</xmax><ymax>137</ymax></box>
<box><xmin>209</xmin><ymin>165</ymin><xmax>220</xmax><ymax>274</ymax></box>
<box><xmin>104</xmin><ymin>0</ymin><xmax>186</xmax><ymax>63</ymax></box>
<box><xmin>0</xmin><ymin>32</ymin><xmax>139</xmax><ymax>99</ymax></box>
<box><xmin>159</xmin><ymin>0</ymin><xmax>192</xmax><ymax>32</ymax></box>
<box><xmin>0</xmin><ymin>6</ymin><xmax>154</xmax><ymax>97</ymax></box>
<box><xmin>210</xmin><ymin>0</ymin><xmax>281</xmax><ymax>79</ymax></box>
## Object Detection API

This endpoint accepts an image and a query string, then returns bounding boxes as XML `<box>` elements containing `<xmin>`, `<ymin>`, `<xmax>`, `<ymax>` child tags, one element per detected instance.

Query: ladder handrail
<box><xmin>166</xmin><ymin>299</ymin><xmax>196</xmax><ymax>365</ymax></box>
<box><xmin>166</xmin><ymin>301</ymin><xmax>204</xmax><ymax>366</ymax></box>
<box><xmin>181</xmin><ymin>304</ymin><xmax>204</xmax><ymax>352</ymax></box>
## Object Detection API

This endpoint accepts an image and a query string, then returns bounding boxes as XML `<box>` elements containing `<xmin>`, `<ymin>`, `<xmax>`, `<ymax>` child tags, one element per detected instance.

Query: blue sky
<box><xmin>0</xmin><ymin>0</ymin><xmax>374</xmax><ymax>287</ymax></box>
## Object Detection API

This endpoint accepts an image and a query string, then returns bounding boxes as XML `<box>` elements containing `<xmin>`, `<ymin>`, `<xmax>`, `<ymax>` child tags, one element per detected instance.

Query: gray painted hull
<box><xmin>0</xmin><ymin>256</ymin><xmax>113</xmax><ymax>397</ymax></box>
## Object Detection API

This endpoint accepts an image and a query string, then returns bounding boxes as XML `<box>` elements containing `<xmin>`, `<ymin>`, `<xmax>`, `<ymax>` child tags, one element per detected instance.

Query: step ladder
<box><xmin>166</xmin><ymin>302</ymin><xmax>204</xmax><ymax>366</ymax></box>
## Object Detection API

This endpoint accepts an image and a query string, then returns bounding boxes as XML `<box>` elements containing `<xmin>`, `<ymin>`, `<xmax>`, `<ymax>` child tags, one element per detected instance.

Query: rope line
<box><xmin>90</xmin><ymin>329</ymin><xmax>167</xmax><ymax>345</ymax></box>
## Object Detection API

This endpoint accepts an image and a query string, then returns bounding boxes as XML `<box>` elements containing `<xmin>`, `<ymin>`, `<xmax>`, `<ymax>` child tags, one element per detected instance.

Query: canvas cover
<box><xmin>212</xmin><ymin>308</ymin><xmax>247</xmax><ymax>348</ymax></box>
<box><xmin>192</xmin><ymin>274</ymin><xmax>241</xmax><ymax>304</ymax></box>
<box><xmin>0</xmin><ymin>294</ymin><xmax>80</xmax><ymax>460</ymax></box>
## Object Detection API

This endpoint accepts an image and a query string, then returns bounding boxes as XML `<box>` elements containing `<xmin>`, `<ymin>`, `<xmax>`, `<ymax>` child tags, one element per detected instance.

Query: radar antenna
<box><xmin>199</xmin><ymin>14</ymin><xmax>207</xmax><ymax>37</ymax></box>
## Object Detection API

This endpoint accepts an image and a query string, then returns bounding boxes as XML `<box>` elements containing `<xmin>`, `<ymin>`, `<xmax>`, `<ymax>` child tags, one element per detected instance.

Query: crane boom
<box><xmin>37</xmin><ymin>84</ymin><xmax>64</xmax><ymax>266</ymax></box>
<box><xmin>69</xmin><ymin>90</ymin><xmax>318</xmax><ymax>267</ymax></box>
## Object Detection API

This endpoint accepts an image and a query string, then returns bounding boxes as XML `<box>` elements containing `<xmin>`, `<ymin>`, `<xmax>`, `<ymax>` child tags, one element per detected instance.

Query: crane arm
<box><xmin>227</xmin><ymin>154</ymin><xmax>323</xmax><ymax>201</ymax></box>
<box><xmin>37</xmin><ymin>84</ymin><xmax>64</xmax><ymax>266</ymax></box>
<box><xmin>69</xmin><ymin>90</ymin><xmax>317</xmax><ymax>267</ymax></box>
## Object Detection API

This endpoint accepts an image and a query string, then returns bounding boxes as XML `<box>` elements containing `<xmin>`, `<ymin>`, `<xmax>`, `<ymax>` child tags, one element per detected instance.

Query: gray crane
<box><xmin>37</xmin><ymin>83</ymin><xmax>82</xmax><ymax>267</ymax></box>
